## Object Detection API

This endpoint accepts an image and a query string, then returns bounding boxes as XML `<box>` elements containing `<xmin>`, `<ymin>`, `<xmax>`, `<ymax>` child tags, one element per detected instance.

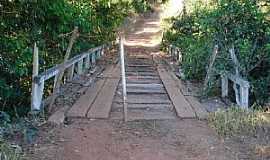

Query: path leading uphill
<box><xmin>26</xmin><ymin>6</ymin><xmax>237</xmax><ymax>160</ymax></box>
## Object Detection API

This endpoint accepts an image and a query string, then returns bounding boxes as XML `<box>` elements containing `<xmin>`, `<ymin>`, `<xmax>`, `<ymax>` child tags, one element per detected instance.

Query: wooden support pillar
<box><xmin>77</xmin><ymin>59</ymin><xmax>83</xmax><ymax>75</ymax></box>
<box><xmin>240</xmin><ymin>85</ymin><xmax>249</xmax><ymax>109</ymax></box>
<box><xmin>85</xmin><ymin>55</ymin><xmax>90</xmax><ymax>69</ymax></box>
<box><xmin>67</xmin><ymin>64</ymin><xmax>75</xmax><ymax>81</ymax></box>
<box><xmin>221</xmin><ymin>74</ymin><xmax>228</xmax><ymax>98</ymax></box>
<box><xmin>31</xmin><ymin>43</ymin><xmax>44</xmax><ymax>111</ymax></box>
<box><xmin>97</xmin><ymin>50</ymin><xmax>101</xmax><ymax>59</ymax></box>
<box><xmin>91</xmin><ymin>52</ymin><xmax>96</xmax><ymax>66</ymax></box>
<box><xmin>101</xmin><ymin>46</ymin><xmax>105</xmax><ymax>56</ymax></box>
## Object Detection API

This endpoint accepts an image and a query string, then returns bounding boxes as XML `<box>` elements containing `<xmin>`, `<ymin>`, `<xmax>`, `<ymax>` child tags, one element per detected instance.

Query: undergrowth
<box><xmin>0</xmin><ymin>139</ymin><xmax>21</xmax><ymax>160</ymax></box>
<box><xmin>208</xmin><ymin>107</ymin><xmax>270</xmax><ymax>137</ymax></box>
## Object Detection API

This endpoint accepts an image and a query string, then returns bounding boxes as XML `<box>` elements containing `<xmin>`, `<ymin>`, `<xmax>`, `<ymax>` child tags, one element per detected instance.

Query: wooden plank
<box><xmin>124</xmin><ymin>88</ymin><xmax>167</xmax><ymax>94</ymax></box>
<box><xmin>126</xmin><ymin>79</ymin><xmax>162</xmax><ymax>84</ymax></box>
<box><xmin>114</xmin><ymin>94</ymin><xmax>171</xmax><ymax>104</ymax></box>
<box><xmin>126</xmin><ymin>72</ymin><xmax>158</xmax><ymax>76</ymax></box>
<box><xmin>112</xmin><ymin>103</ymin><xmax>174</xmax><ymax>110</ymax></box>
<box><xmin>126</xmin><ymin>68</ymin><xmax>155</xmax><ymax>72</ymax></box>
<box><xmin>126</xmin><ymin>75</ymin><xmax>160</xmax><ymax>80</ymax></box>
<box><xmin>158</xmin><ymin>66</ymin><xmax>196</xmax><ymax>118</ymax></box>
<box><xmin>87</xmin><ymin>66</ymin><xmax>120</xmax><ymax>119</ymax></box>
<box><xmin>66</xmin><ymin>79</ymin><xmax>106</xmax><ymax>118</ymax></box>
<box><xmin>127</xmin><ymin>64</ymin><xmax>153</xmax><ymax>67</ymax></box>
<box><xmin>185</xmin><ymin>96</ymin><xmax>208</xmax><ymax>120</ymax></box>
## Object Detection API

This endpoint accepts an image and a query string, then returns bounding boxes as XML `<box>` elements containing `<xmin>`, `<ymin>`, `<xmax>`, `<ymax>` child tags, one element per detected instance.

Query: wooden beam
<box><xmin>158</xmin><ymin>66</ymin><xmax>196</xmax><ymax>118</ymax></box>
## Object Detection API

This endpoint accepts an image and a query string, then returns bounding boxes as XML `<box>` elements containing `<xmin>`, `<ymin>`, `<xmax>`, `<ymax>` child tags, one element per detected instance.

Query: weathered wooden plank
<box><xmin>158</xmin><ymin>66</ymin><xmax>196</xmax><ymax>118</ymax></box>
<box><xmin>120</xmin><ymin>83</ymin><xmax>163</xmax><ymax>88</ymax></box>
<box><xmin>127</xmin><ymin>64</ymin><xmax>153</xmax><ymax>67</ymax></box>
<box><xmin>66</xmin><ymin>79</ymin><xmax>106</xmax><ymax>118</ymax></box>
<box><xmin>126</xmin><ymin>72</ymin><xmax>158</xmax><ymax>76</ymax></box>
<box><xmin>126</xmin><ymin>79</ymin><xmax>162</xmax><ymax>84</ymax></box>
<box><xmin>126</xmin><ymin>75</ymin><xmax>160</xmax><ymax>80</ymax></box>
<box><xmin>67</xmin><ymin>64</ymin><xmax>117</xmax><ymax>118</ymax></box>
<box><xmin>87</xmin><ymin>66</ymin><xmax>120</xmax><ymax>119</ymax></box>
<box><xmin>126</xmin><ymin>67</ymin><xmax>156</xmax><ymax>72</ymax></box>
<box><xmin>185</xmin><ymin>96</ymin><xmax>208</xmax><ymax>120</ymax></box>
<box><xmin>112</xmin><ymin>103</ymin><xmax>174</xmax><ymax>111</ymax></box>
<box><xmin>122</xmin><ymin>88</ymin><xmax>167</xmax><ymax>94</ymax></box>
<box><xmin>114</xmin><ymin>94</ymin><xmax>171</xmax><ymax>104</ymax></box>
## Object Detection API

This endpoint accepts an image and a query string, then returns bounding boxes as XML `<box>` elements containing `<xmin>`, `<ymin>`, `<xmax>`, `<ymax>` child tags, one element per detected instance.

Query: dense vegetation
<box><xmin>163</xmin><ymin>0</ymin><xmax>270</xmax><ymax>106</ymax></box>
<box><xmin>0</xmin><ymin>0</ymin><xmax>154</xmax><ymax>117</ymax></box>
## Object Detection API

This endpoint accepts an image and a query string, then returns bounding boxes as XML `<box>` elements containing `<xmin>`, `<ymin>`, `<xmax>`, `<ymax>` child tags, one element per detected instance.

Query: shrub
<box><xmin>163</xmin><ymin>0</ymin><xmax>270</xmax><ymax>106</ymax></box>
<box><xmin>208</xmin><ymin>107</ymin><xmax>269</xmax><ymax>137</ymax></box>
<box><xmin>0</xmin><ymin>0</ymin><xmax>149</xmax><ymax>116</ymax></box>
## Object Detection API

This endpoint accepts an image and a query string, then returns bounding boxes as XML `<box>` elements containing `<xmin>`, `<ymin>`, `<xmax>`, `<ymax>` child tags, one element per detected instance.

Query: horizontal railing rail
<box><xmin>31</xmin><ymin>42</ymin><xmax>114</xmax><ymax>111</ymax></box>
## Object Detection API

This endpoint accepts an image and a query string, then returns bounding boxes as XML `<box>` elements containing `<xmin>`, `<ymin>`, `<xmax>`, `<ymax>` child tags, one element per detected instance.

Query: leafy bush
<box><xmin>163</xmin><ymin>0</ymin><xmax>270</xmax><ymax>105</ymax></box>
<box><xmin>0</xmin><ymin>0</ymin><xmax>158</xmax><ymax>117</ymax></box>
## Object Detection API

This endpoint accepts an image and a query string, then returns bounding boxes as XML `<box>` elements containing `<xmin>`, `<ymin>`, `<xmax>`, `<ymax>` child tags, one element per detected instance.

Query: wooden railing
<box><xmin>167</xmin><ymin>44</ymin><xmax>250</xmax><ymax>109</ymax></box>
<box><xmin>168</xmin><ymin>44</ymin><xmax>182</xmax><ymax>63</ymax></box>
<box><xmin>31</xmin><ymin>43</ymin><xmax>113</xmax><ymax>111</ymax></box>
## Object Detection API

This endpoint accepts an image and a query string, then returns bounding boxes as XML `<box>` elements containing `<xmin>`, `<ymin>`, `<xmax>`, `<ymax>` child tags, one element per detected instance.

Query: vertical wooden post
<box><xmin>77</xmin><ymin>59</ymin><xmax>83</xmax><ymax>74</ymax></box>
<box><xmin>67</xmin><ymin>64</ymin><xmax>75</xmax><ymax>81</ymax></box>
<box><xmin>221</xmin><ymin>74</ymin><xmax>228</xmax><ymax>98</ymax></box>
<box><xmin>85</xmin><ymin>55</ymin><xmax>90</xmax><ymax>69</ymax></box>
<box><xmin>120</xmin><ymin>36</ymin><xmax>128</xmax><ymax>122</ymax></box>
<box><xmin>91</xmin><ymin>52</ymin><xmax>96</xmax><ymax>66</ymax></box>
<box><xmin>31</xmin><ymin>43</ymin><xmax>41</xmax><ymax>111</ymax></box>
<box><xmin>101</xmin><ymin>45</ymin><xmax>105</xmax><ymax>56</ymax></box>
<box><xmin>97</xmin><ymin>49</ymin><xmax>101</xmax><ymax>59</ymax></box>
<box><xmin>203</xmin><ymin>45</ymin><xmax>218</xmax><ymax>92</ymax></box>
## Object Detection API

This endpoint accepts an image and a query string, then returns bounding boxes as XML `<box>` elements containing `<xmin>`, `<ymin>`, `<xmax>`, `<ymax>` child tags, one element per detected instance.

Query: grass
<box><xmin>208</xmin><ymin>107</ymin><xmax>270</xmax><ymax>137</ymax></box>
<box><xmin>0</xmin><ymin>139</ymin><xmax>21</xmax><ymax>160</ymax></box>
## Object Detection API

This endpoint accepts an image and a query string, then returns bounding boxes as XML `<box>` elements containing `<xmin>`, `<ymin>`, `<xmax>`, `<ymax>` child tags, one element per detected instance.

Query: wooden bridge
<box><xmin>32</xmin><ymin>40</ymin><xmax>208</xmax><ymax>122</ymax></box>
<box><xmin>30</xmin><ymin>11</ymin><xmax>248</xmax><ymax>123</ymax></box>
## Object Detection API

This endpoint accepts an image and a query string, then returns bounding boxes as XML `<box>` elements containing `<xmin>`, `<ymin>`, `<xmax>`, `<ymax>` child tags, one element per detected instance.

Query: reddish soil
<box><xmin>26</xmin><ymin>119</ymin><xmax>235</xmax><ymax>160</ymax></box>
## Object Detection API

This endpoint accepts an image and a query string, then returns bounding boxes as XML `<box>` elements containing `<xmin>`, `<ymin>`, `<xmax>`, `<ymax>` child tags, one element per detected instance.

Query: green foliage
<box><xmin>163</xmin><ymin>0</ymin><xmax>270</xmax><ymax>105</ymax></box>
<box><xmin>132</xmin><ymin>0</ymin><xmax>152</xmax><ymax>13</ymax></box>
<box><xmin>0</xmin><ymin>0</ymin><xmax>156</xmax><ymax>116</ymax></box>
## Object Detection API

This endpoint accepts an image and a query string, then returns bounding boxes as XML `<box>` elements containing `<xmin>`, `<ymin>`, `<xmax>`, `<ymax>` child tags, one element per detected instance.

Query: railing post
<box><xmin>85</xmin><ymin>55</ymin><xmax>90</xmax><ymax>69</ymax></box>
<box><xmin>67</xmin><ymin>64</ymin><xmax>75</xmax><ymax>81</ymax></box>
<box><xmin>221</xmin><ymin>74</ymin><xmax>228</xmax><ymax>98</ymax></box>
<box><xmin>91</xmin><ymin>52</ymin><xmax>96</xmax><ymax>66</ymax></box>
<box><xmin>240</xmin><ymin>83</ymin><xmax>250</xmax><ymax>109</ymax></box>
<box><xmin>101</xmin><ymin>45</ymin><xmax>105</xmax><ymax>56</ymax></box>
<box><xmin>120</xmin><ymin>36</ymin><xmax>128</xmax><ymax>122</ymax></box>
<box><xmin>31</xmin><ymin>43</ymin><xmax>43</xmax><ymax>111</ymax></box>
<box><xmin>77</xmin><ymin>59</ymin><xmax>83</xmax><ymax>75</ymax></box>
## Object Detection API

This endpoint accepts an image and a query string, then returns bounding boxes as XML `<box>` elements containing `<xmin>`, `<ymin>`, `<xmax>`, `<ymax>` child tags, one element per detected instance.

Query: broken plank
<box><xmin>158</xmin><ymin>66</ymin><xmax>196</xmax><ymax>118</ymax></box>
